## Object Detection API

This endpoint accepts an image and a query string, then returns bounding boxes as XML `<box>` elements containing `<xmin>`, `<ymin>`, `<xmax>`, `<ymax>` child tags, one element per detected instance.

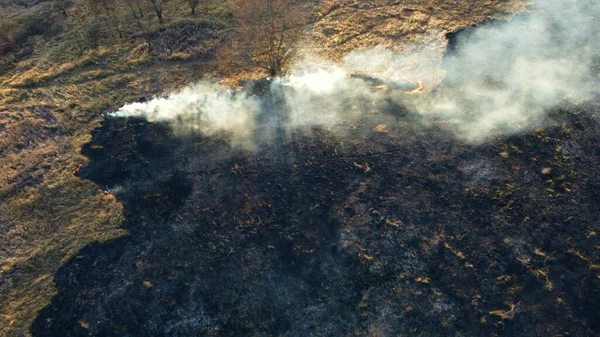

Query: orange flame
<box><xmin>72</xmin><ymin>164</ymin><xmax>83</xmax><ymax>175</ymax></box>
<box><xmin>405</xmin><ymin>80</ymin><xmax>424</xmax><ymax>94</ymax></box>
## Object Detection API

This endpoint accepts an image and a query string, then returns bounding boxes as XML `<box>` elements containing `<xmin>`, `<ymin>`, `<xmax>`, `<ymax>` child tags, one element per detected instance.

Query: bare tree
<box><xmin>231</xmin><ymin>0</ymin><xmax>308</xmax><ymax>76</ymax></box>
<box><xmin>147</xmin><ymin>0</ymin><xmax>170</xmax><ymax>24</ymax></box>
<box><xmin>88</xmin><ymin>0</ymin><xmax>123</xmax><ymax>38</ymax></box>
<box><xmin>52</xmin><ymin>0</ymin><xmax>73</xmax><ymax>17</ymax></box>
<box><xmin>125</xmin><ymin>0</ymin><xmax>151</xmax><ymax>34</ymax></box>
<box><xmin>69</xmin><ymin>2</ymin><xmax>102</xmax><ymax>49</ymax></box>
<box><xmin>187</xmin><ymin>0</ymin><xmax>200</xmax><ymax>15</ymax></box>
<box><xmin>130</xmin><ymin>0</ymin><xmax>145</xmax><ymax>18</ymax></box>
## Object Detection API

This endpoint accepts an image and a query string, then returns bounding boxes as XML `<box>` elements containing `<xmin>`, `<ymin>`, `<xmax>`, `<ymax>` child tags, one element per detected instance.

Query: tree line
<box><xmin>0</xmin><ymin>0</ymin><xmax>309</xmax><ymax>76</ymax></box>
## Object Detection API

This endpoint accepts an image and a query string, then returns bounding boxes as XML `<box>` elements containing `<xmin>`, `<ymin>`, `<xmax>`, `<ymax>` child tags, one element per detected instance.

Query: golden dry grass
<box><xmin>311</xmin><ymin>0</ymin><xmax>528</xmax><ymax>57</ymax></box>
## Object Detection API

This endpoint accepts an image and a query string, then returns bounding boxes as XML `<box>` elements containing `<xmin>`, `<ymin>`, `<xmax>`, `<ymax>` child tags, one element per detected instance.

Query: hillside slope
<box><xmin>32</xmin><ymin>96</ymin><xmax>600</xmax><ymax>336</ymax></box>
<box><xmin>5</xmin><ymin>0</ymin><xmax>600</xmax><ymax>336</ymax></box>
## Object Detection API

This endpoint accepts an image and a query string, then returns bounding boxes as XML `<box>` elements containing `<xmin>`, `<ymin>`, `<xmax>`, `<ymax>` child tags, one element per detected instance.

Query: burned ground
<box><xmin>29</xmin><ymin>90</ymin><xmax>600</xmax><ymax>336</ymax></box>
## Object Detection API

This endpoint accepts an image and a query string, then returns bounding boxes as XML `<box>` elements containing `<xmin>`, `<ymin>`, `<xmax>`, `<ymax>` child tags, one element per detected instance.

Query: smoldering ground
<box><xmin>109</xmin><ymin>0</ymin><xmax>598</xmax><ymax>146</ymax></box>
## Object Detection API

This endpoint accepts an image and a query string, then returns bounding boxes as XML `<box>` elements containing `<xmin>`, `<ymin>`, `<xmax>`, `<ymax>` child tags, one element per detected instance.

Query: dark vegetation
<box><xmin>30</xmin><ymin>79</ymin><xmax>600</xmax><ymax>336</ymax></box>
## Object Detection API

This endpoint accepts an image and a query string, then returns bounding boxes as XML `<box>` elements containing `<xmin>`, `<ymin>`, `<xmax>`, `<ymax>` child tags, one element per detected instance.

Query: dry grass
<box><xmin>3</xmin><ymin>46</ymin><xmax>115</xmax><ymax>88</ymax></box>
<box><xmin>307</xmin><ymin>0</ymin><xmax>528</xmax><ymax>86</ymax></box>
<box><xmin>0</xmin><ymin>159</ymin><xmax>126</xmax><ymax>336</ymax></box>
<box><xmin>311</xmin><ymin>0</ymin><xmax>528</xmax><ymax>58</ymax></box>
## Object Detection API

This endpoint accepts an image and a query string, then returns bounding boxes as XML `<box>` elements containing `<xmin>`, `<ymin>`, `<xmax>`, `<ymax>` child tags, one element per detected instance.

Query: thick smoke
<box><xmin>339</xmin><ymin>0</ymin><xmax>599</xmax><ymax>142</ymax></box>
<box><xmin>342</xmin><ymin>36</ymin><xmax>447</xmax><ymax>88</ymax></box>
<box><xmin>110</xmin><ymin>0</ymin><xmax>599</xmax><ymax>145</ymax></box>
<box><xmin>110</xmin><ymin>82</ymin><xmax>259</xmax><ymax>147</ymax></box>
<box><xmin>425</xmin><ymin>0</ymin><xmax>599</xmax><ymax>142</ymax></box>
<box><xmin>278</xmin><ymin>66</ymin><xmax>387</xmax><ymax>127</ymax></box>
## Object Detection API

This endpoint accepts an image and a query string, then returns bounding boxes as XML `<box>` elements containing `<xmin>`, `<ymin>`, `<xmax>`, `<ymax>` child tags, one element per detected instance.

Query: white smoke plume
<box><xmin>109</xmin><ymin>0</ymin><xmax>599</xmax><ymax>146</ymax></box>
<box><xmin>342</xmin><ymin>37</ymin><xmax>447</xmax><ymax>88</ymax></box>
<box><xmin>423</xmin><ymin>0</ymin><xmax>600</xmax><ymax>142</ymax></box>
<box><xmin>278</xmin><ymin>66</ymin><xmax>384</xmax><ymax>127</ymax></box>
<box><xmin>109</xmin><ymin>82</ymin><xmax>259</xmax><ymax>147</ymax></box>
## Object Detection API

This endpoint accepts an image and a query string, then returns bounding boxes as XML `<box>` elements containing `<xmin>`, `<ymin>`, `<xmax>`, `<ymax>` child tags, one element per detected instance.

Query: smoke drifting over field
<box><xmin>110</xmin><ymin>0</ymin><xmax>599</xmax><ymax>145</ymax></box>
<box><xmin>428</xmin><ymin>0</ymin><xmax>599</xmax><ymax>142</ymax></box>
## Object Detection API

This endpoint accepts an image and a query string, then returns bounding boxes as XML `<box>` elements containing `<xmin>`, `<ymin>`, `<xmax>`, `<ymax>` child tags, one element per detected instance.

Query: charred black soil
<box><xmin>30</xmin><ymin>92</ymin><xmax>600</xmax><ymax>336</ymax></box>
